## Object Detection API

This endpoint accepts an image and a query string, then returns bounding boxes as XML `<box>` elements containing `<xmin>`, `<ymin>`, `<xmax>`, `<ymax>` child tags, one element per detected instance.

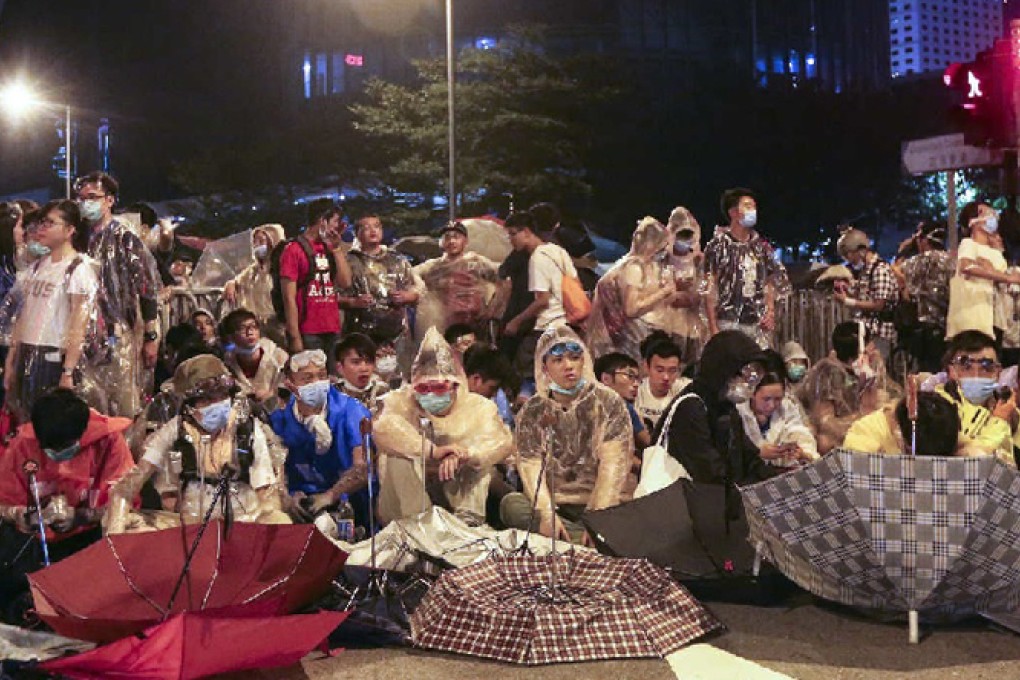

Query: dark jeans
<box><xmin>10</xmin><ymin>343</ymin><xmax>65</xmax><ymax>422</ymax></box>
<box><xmin>301</xmin><ymin>333</ymin><xmax>339</xmax><ymax>375</ymax></box>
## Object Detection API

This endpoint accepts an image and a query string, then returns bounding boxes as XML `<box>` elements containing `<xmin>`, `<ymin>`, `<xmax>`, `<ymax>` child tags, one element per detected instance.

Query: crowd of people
<box><xmin>0</xmin><ymin>175</ymin><xmax>1017</xmax><ymax>624</ymax></box>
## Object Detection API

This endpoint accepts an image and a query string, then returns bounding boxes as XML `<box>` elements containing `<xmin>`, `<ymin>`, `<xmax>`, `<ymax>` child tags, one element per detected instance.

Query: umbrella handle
<box><xmin>165</xmin><ymin>476</ymin><xmax>230</xmax><ymax>617</ymax></box>
<box><xmin>909</xmin><ymin>610</ymin><xmax>919</xmax><ymax>644</ymax></box>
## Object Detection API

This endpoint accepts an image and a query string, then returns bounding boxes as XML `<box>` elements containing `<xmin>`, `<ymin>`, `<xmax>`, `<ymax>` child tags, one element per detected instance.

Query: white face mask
<box><xmin>376</xmin><ymin>355</ymin><xmax>398</xmax><ymax>375</ymax></box>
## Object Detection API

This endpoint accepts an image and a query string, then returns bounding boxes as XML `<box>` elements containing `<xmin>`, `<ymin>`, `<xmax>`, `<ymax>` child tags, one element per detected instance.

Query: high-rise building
<box><xmin>890</xmin><ymin>0</ymin><xmax>1002</xmax><ymax>78</ymax></box>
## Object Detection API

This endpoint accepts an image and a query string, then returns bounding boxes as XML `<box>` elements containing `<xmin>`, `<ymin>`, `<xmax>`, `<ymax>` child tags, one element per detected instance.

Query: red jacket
<box><xmin>0</xmin><ymin>410</ymin><xmax>134</xmax><ymax>541</ymax></box>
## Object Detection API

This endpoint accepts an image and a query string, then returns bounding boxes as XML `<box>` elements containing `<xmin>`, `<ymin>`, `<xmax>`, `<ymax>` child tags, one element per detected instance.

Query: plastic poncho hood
<box><xmin>630</xmin><ymin>216</ymin><xmax>670</xmax><ymax>260</ymax></box>
<box><xmin>252</xmin><ymin>223</ymin><xmax>285</xmax><ymax>249</ymax></box>
<box><xmin>534</xmin><ymin>325</ymin><xmax>597</xmax><ymax>397</ymax></box>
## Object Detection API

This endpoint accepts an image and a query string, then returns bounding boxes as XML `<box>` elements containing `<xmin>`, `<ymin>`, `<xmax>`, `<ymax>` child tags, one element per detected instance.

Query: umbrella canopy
<box><xmin>410</xmin><ymin>551</ymin><xmax>722</xmax><ymax>665</ymax></box>
<box><xmin>190</xmin><ymin>229</ymin><xmax>253</xmax><ymax>288</ymax></box>
<box><xmin>29</xmin><ymin>522</ymin><xmax>347</xmax><ymax>643</ymax></box>
<box><xmin>40</xmin><ymin>601</ymin><xmax>348</xmax><ymax>680</ymax></box>
<box><xmin>459</xmin><ymin>217</ymin><xmax>511</xmax><ymax>263</ymax></box>
<box><xmin>740</xmin><ymin>450</ymin><xmax>1020</xmax><ymax>621</ymax></box>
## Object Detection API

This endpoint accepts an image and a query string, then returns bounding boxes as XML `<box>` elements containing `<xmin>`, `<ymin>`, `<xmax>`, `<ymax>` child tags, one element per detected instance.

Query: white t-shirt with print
<box><xmin>18</xmin><ymin>254</ymin><xmax>99</xmax><ymax>349</ymax></box>
<box><xmin>528</xmin><ymin>243</ymin><xmax>578</xmax><ymax>331</ymax></box>
<box><xmin>635</xmin><ymin>376</ymin><xmax>691</xmax><ymax>431</ymax></box>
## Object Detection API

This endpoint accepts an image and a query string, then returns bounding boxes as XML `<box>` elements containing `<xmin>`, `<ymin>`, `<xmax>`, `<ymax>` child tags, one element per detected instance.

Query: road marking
<box><xmin>667</xmin><ymin>644</ymin><xmax>793</xmax><ymax>680</ymax></box>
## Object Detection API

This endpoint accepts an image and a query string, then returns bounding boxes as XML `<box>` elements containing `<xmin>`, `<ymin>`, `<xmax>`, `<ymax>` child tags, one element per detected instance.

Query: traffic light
<box><xmin>944</xmin><ymin>39</ymin><xmax>1016</xmax><ymax>148</ymax></box>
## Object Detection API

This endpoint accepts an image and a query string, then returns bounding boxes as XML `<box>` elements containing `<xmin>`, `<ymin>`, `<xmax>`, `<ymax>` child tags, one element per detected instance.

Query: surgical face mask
<box><xmin>415</xmin><ymin>391</ymin><xmax>453</xmax><ymax>415</ymax></box>
<box><xmin>298</xmin><ymin>379</ymin><xmax>330</xmax><ymax>410</ymax></box>
<box><xmin>78</xmin><ymin>199</ymin><xmax>104</xmax><ymax>223</ymax></box>
<box><xmin>549</xmin><ymin>377</ymin><xmax>586</xmax><ymax>396</ymax></box>
<box><xmin>376</xmin><ymin>355</ymin><xmax>398</xmax><ymax>376</ymax></box>
<box><xmin>739</xmin><ymin>209</ymin><xmax>757</xmax><ymax>228</ymax></box>
<box><xmin>959</xmin><ymin>377</ymin><xmax>997</xmax><ymax>405</ymax></box>
<box><xmin>26</xmin><ymin>241</ymin><xmax>51</xmax><ymax>258</ymax></box>
<box><xmin>673</xmin><ymin>239</ymin><xmax>694</xmax><ymax>256</ymax></box>
<box><xmin>787</xmin><ymin>364</ymin><xmax>807</xmax><ymax>382</ymax></box>
<box><xmin>253</xmin><ymin>244</ymin><xmax>269</xmax><ymax>260</ymax></box>
<box><xmin>195</xmin><ymin>398</ymin><xmax>232</xmax><ymax>433</ymax></box>
<box><xmin>44</xmin><ymin>441</ymin><xmax>80</xmax><ymax>462</ymax></box>
<box><xmin>984</xmin><ymin>214</ymin><xmax>999</xmax><ymax>234</ymax></box>
<box><xmin>725</xmin><ymin>378</ymin><xmax>754</xmax><ymax>404</ymax></box>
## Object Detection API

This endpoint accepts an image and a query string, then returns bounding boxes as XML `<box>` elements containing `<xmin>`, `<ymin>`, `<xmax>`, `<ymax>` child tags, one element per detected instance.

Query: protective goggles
<box><xmin>289</xmin><ymin>350</ymin><xmax>327</xmax><ymax>372</ymax></box>
<box><xmin>182</xmin><ymin>374</ymin><xmax>236</xmax><ymax>400</ymax></box>
<box><xmin>951</xmin><ymin>356</ymin><xmax>1001</xmax><ymax>374</ymax></box>
<box><xmin>546</xmin><ymin>341</ymin><xmax>583</xmax><ymax>358</ymax></box>
<box><xmin>413</xmin><ymin>381</ymin><xmax>455</xmax><ymax>395</ymax></box>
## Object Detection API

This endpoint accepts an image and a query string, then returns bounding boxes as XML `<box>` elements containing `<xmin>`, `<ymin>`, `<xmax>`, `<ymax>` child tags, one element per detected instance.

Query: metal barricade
<box><xmin>775</xmin><ymin>290</ymin><xmax>851</xmax><ymax>363</ymax></box>
<box><xmin>162</xmin><ymin>287</ymin><xmax>225</xmax><ymax>331</ymax></box>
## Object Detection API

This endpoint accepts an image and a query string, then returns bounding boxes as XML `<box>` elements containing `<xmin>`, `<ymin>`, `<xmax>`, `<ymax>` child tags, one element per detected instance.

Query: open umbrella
<box><xmin>410</xmin><ymin>550</ymin><xmax>722</xmax><ymax>665</ymax></box>
<box><xmin>29</xmin><ymin>522</ymin><xmax>347</xmax><ymax>643</ymax></box>
<box><xmin>740</xmin><ymin>449</ymin><xmax>1020</xmax><ymax>642</ymax></box>
<box><xmin>190</xmin><ymin>229</ymin><xmax>253</xmax><ymax>289</ymax></box>
<box><xmin>460</xmin><ymin>217</ymin><xmax>511</xmax><ymax>263</ymax></box>
<box><xmin>40</xmin><ymin>600</ymin><xmax>348</xmax><ymax>680</ymax></box>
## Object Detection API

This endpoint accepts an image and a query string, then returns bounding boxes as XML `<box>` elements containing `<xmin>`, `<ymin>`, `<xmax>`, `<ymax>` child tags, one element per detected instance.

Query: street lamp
<box><xmin>0</xmin><ymin>81</ymin><xmax>73</xmax><ymax>199</ymax></box>
<box><xmin>445</xmin><ymin>0</ymin><xmax>455</xmax><ymax>221</ymax></box>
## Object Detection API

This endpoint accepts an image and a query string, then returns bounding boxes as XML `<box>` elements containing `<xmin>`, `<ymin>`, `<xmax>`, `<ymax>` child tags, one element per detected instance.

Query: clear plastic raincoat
<box><xmin>373</xmin><ymin>328</ymin><xmax>513</xmax><ymax>525</ymax></box>
<box><xmin>414</xmin><ymin>251</ymin><xmax>499</xmax><ymax>339</ymax></box>
<box><xmin>225</xmin><ymin>224</ymin><xmax>285</xmax><ymax>326</ymax></box>
<box><xmin>343</xmin><ymin>245</ymin><xmax>423</xmax><ymax>342</ymax></box>
<box><xmin>515</xmin><ymin>327</ymin><xmax>634</xmax><ymax>524</ymax></box>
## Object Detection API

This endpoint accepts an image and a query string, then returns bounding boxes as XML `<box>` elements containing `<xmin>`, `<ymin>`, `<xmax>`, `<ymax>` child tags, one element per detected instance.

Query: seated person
<box><xmin>106</xmin><ymin>356</ymin><xmax>289</xmax><ymax>533</ymax></box>
<box><xmin>220</xmin><ymin>309</ymin><xmax>289</xmax><ymax>415</ymax></box>
<box><xmin>463</xmin><ymin>343</ymin><xmax>517</xmax><ymax>428</ymax></box>
<box><xmin>654</xmin><ymin>330</ymin><xmax>786</xmax><ymax>486</ymax></box>
<box><xmin>844</xmin><ymin>392</ymin><xmax>960</xmax><ymax>456</ymax></box>
<box><xmin>269</xmin><ymin>350</ymin><xmax>373</xmax><ymax>528</ymax></box>
<box><xmin>374</xmin><ymin>327</ymin><xmax>513</xmax><ymax>526</ymax></box>
<box><xmin>0</xmin><ymin>389</ymin><xmax>135</xmax><ymax>621</ymax></box>
<box><xmin>372</xmin><ymin>335</ymin><xmax>403</xmax><ymax>388</ymax></box>
<box><xmin>335</xmin><ymin>332</ymin><xmax>390</xmax><ymax>413</ymax></box>
<box><xmin>635</xmin><ymin>334</ymin><xmax>690</xmax><ymax>432</ymax></box>
<box><xmin>735</xmin><ymin>358</ymin><xmax>818</xmax><ymax>470</ymax></box>
<box><xmin>189</xmin><ymin>308</ymin><xmax>220</xmax><ymax>351</ymax></box>
<box><xmin>501</xmin><ymin>327</ymin><xmax>634</xmax><ymax>544</ymax></box>
<box><xmin>444</xmin><ymin>323</ymin><xmax>477</xmax><ymax>364</ymax></box>
<box><xmin>595</xmin><ymin>351</ymin><xmax>652</xmax><ymax>452</ymax></box>
<box><xmin>933</xmin><ymin>330</ymin><xmax>1017</xmax><ymax>465</ymax></box>
<box><xmin>781</xmin><ymin>341</ymin><xmax>810</xmax><ymax>385</ymax></box>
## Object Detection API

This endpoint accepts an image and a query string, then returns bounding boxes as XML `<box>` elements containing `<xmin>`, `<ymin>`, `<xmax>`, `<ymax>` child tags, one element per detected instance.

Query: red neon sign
<box><xmin>345</xmin><ymin>54</ymin><xmax>364</xmax><ymax>67</ymax></box>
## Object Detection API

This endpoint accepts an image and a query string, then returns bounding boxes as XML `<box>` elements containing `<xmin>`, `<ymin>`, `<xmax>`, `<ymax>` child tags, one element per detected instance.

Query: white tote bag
<box><xmin>634</xmin><ymin>393</ymin><xmax>695</xmax><ymax>498</ymax></box>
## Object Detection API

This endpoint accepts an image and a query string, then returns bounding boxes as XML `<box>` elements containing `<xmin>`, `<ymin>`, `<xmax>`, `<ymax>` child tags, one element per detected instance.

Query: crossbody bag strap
<box><xmin>655</xmin><ymin>392</ymin><xmax>700</xmax><ymax>448</ymax></box>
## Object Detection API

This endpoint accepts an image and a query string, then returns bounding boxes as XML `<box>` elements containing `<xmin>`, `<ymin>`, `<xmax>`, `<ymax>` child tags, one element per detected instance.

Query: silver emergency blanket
<box><xmin>0</xmin><ymin>623</ymin><xmax>94</xmax><ymax>662</ymax></box>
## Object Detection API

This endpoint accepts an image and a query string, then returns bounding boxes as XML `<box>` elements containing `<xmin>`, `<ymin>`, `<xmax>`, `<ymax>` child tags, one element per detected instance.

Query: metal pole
<box><xmin>64</xmin><ymin>105</ymin><xmax>71</xmax><ymax>199</ymax></box>
<box><xmin>947</xmin><ymin>170</ymin><xmax>958</xmax><ymax>251</ymax></box>
<box><xmin>446</xmin><ymin>0</ymin><xmax>456</xmax><ymax>221</ymax></box>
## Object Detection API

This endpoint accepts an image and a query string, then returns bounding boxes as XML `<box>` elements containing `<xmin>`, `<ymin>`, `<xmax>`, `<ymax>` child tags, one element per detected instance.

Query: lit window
<box><xmin>331</xmin><ymin>53</ymin><xmax>345</xmax><ymax>94</ymax></box>
<box><xmin>302</xmin><ymin>52</ymin><xmax>312</xmax><ymax>99</ymax></box>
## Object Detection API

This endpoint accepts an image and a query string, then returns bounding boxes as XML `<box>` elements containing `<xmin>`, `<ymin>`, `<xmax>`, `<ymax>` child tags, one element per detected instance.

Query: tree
<box><xmin>350</xmin><ymin>26</ymin><xmax>621</xmax><ymax>233</ymax></box>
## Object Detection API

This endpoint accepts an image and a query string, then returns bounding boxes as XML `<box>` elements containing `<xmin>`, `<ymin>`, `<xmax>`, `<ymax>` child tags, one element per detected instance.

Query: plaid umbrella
<box><xmin>740</xmin><ymin>450</ymin><xmax>1020</xmax><ymax>641</ymax></box>
<box><xmin>409</xmin><ymin>551</ymin><xmax>722</xmax><ymax>664</ymax></box>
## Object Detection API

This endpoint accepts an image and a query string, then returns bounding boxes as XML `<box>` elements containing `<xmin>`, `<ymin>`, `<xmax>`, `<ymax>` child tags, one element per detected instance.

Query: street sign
<box><xmin>902</xmin><ymin>133</ymin><xmax>1003</xmax><ymax>175</ymax></box>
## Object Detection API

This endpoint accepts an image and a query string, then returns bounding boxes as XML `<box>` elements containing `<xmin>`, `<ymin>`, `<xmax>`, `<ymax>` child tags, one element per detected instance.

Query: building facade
<box><xmin>890</xmin><ymin>0</ymin><xmax>1002</xmax><ymax>78</ymax></box>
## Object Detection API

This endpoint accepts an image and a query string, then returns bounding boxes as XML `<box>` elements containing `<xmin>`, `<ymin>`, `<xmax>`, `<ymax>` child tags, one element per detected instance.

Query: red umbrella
<box><xmin>40</xmin><ymin>602</ymin><xmax>348</xmax><ymax>680</ymax></box>
<box><xmin>29</xmin><ymin>522</ymin><xmax>347</xmax><ymax>643</ymax></box>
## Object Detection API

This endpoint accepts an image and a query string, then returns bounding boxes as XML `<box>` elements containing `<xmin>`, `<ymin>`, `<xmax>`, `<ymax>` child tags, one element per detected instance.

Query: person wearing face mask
<box><xmin>105</xmin><ymin>355</ymin><xmax>290</xmax><ymax>534</ymax></box>
<box><xmin>704</xmin><ymin>189</ymin><xmax>790</xmax><ymax>349</ymax></box>
<box><xmin>500</xmin><ymin>327</ymin><xmax>634</xmax><ymax>543</ymax></box>
<box><xmin>930</xmin><ymin>331</ymin><xmax>1017</xmax><ymax>466</ymax></box>
<box><xmin>586</xmin><ymin>216</ymin><xmax>685</xmax><ymax>362</ymax></box>
<box><xmin>947</xmin><ymin>203</ymin><xmax>1020</xmax><ymax>341</ymax></box>
<box><xmin>220</xmin><ymin>309</ymin><xmax>288</xmax><ymax>414</ymax></box>
<box><xmin>223</xmin><ymin>224</ymin><xmax>287</xmax><ymax>347</ymax></box>
<box><xmin>834</xmin><ymin>227</ymin><xmax>900</xmax><ymax>365</ymax></box>
<box><xmin>0</xmin><ymin>389</ymin><xmax>134</xmax><ymax>621</ymax></box>
<box><xmin>781</xmin><ymin>341</ymin><xmax>810</xmax><ymax>384</ymax></box>
<box><xmin>374</xmin><ymin>328</ymin><xmax>513</xmax><ymax>526</ymax></box>
<box><xmin>268</xmin><ymin>349</ymin><xmax>372</xmax><ymax>529</ymax></box>
<box><xmin>334</xmin><ymin>332</ymin><xmax>390</xmax><ymax>413</ymax></box>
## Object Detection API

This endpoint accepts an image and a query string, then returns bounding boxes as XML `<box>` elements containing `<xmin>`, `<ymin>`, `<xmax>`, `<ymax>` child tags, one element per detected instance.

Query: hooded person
<box><xmin>373</xmin><ymin>327</ymin><xmax>513</xmax><ymax>526</ymax></box>
<box><xmin>652</xmin><ymin>329</ymin><xmax>784</xmax><ymax>485</ymax></box>
<box><xmin>223</xmin><ymin>223</ymin><xmax>286</xmax><ymax>346</ymax></box>
<box><xmin>500</xmin><ymin>326</ymin><xmax>635</xmax><ymax>544</ymax></box>
<box><xmin>105</xmin><ymin>355</ymin><xmax>290</xmax><ymax>534</ymax></box>
<box><xmin>586</xmin><ymin>216</ymin><xmax>683</xmax><ymax>362</ymax></box>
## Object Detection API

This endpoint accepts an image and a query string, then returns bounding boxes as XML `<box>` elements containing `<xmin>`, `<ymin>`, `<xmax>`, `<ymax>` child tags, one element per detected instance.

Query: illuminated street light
<box><xmin>0</xmin><ymin>81</ymin><xmax>73</xmax><ymax>199</ymax></box>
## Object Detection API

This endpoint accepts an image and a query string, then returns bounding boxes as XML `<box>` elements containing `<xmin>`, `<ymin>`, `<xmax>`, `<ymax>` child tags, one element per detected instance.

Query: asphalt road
<box><xmin>246</xmin><ymin>597</ymin><xmax>1020</xmax><ymax>680</ymax></box>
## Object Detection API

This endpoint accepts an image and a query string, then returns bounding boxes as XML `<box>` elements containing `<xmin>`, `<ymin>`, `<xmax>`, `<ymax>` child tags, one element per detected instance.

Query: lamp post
<box><xmin>445</xmin><ymin>0</ymin><xmax>456</xmax><ymax>221</ymax></box>
<box><xmin>0</xmin><ymin>82</ymin><xmax>73</xmax><ymax>199</ymax></box>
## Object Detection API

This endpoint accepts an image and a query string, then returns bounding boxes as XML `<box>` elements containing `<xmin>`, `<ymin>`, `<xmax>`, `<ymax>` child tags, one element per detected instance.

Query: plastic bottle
<box><xmin>334</xmin><ymin>494</ymin><xmax>356</xmax><ymax>542</ymax></box>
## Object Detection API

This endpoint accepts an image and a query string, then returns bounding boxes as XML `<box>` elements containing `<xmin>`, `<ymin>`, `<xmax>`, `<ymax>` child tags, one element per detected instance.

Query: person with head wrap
<box><xmin>781</xmin><ymin>341</ymin><xmax>810</xmax><ymax>384</ymax></box>
<box><xmin>586</xmin><ymin>216</ymin><xmax>685</xmax><ymax>362</ymax></box>
<box><xmin>268</xmin><ymin>349</ymin><xmax>374</xmax><ymax>530</ymax></box>
<box><xmin>373</xmin><ymin>328</ymin><xmax>513</xmax><ymax>526</ymax></box>
<box><xmin>222</xmin><ymin>223</ymin><xmax>288</xmax><ymax>346</ymax></box>
<box><xmin>834</xmin><ymin>227</ymin><xmax>900</xmax><ymax>364</ymax></box>
<box><xmin>105</xmin><ymin>355</ymin><xmax>290</xmax><ymax>534</ymax></box>
<box><xmin>652</xmin><ymin>330</ymin><xmax>785</xmax><ymax>487</ymax></box>
<box><xmin>500</xmin><ymin>327</ymin><xmax>634</xmax><ymax>544</ymax></box>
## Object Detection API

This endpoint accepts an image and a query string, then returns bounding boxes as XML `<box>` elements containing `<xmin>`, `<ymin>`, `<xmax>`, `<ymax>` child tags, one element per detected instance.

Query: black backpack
<box><xmin>269</xmin><ymin>235</ymin><xmax>337</xmax><ymax>319</ymax></box>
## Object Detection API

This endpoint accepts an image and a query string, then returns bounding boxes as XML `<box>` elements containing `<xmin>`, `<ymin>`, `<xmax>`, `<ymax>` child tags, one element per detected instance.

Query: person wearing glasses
<box><xmin>501</xmin><ymin>326</ymin><xmax>634</xmax><ymax>544</ymax></box>
<box><xmin>74</xmin><ymin>171</ymin><xmax>163</xmax><ymax>419</ymax></box>
<box><xmin>933</xmin><ymin>331</ymin><xmax>1017</xmax><ymax>466</ymax></box>
<box><xmin>2</xmin><ymin>200</ymin><xmax>99</xmax><ymax>421</ymax></box>
<box><xmin>105</xmin><ymin>355</ymin><xmax>290</xmax><ymax>534</ymax></box>
<box><xmin>595</xmin><ymin>352</ymin><xmax>652</xmax><ymax>453</ymax></box>
<box><xmin>373</xmin><ymin>327</ymin><xmax>513</xmax><ymax>526</ymax></box>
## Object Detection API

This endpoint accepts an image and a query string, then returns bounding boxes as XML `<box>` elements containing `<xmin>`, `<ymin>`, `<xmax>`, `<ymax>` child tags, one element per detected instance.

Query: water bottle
<box><xmin>334</xmin><ymin>494</ymin><xmax>356</xmax><ymax>542</ymax></box>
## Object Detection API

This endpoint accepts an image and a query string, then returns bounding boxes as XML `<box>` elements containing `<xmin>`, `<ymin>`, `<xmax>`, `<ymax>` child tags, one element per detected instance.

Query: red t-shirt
<box><xmin>279</xmin><ymin>239</ymin><xmax>341</xmax><ymax>335</ymax></box>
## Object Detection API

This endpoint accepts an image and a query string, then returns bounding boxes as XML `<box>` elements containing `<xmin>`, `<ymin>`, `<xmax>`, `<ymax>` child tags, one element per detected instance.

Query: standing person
<box><xmin>340</xmin><ymin>214</ymin><xmax>422</xmax><ymax>373</ymax></box>
<box><xmin>75</xmin><ymin>171</ymin><xmax>163</xmax><ymax>419</ymax></box>
<box><xmin>223</xmin><ymin>223</ymin><xmax>287</xmax><ymax>347</ymax></box>
<box><xmin>502</xmin><ymin>213</ymin><xmax>579</xmax><ymax>381</ymax></box>
<box><xmin>634</xmin><ymin>335</ymin><xmax>689</xmax><ymax>432</ymax></box>
<box><xmin>279</xmin><ymin>200</ymin><xmax>352</xmax><ymax>374</ymax></box>
<box><xmin>3</xmin><ymin>200</ymin><xmax>99</xmax><ymax>421</ymax></box>
<box><xmin>833</xmin><ymin>227</ymin><xmax>900</xmax><ymax>364</ymax></box>
<box><xmin>703</xmin><ymin>188</ymin><xmax>789</xmax><ymax>348</ymax></box>
<box><xmin>894</xmin><ymin>222</ymin><xmax>953</xmax><ymax>373</ymax></box>
<box><xmin>947</xmin><ymin>204</ymin><xmax>1020</xmax><ymax>340</ymax></box>
<box><xmin>496</xmin><ymin>212</ymin><xmax>538</xmax><ymax>367</ymax></box>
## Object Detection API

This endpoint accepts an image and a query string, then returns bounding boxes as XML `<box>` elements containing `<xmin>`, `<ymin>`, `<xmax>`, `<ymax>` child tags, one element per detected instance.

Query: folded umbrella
<box><xmin>29</xmin><ymin>522</ymin><xmax>347</xmax><ymax>643</ymax></box>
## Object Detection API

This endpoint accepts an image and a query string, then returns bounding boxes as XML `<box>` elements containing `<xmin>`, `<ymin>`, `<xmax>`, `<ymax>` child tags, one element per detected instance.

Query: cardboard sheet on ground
<box><xmin>0</xmin><ymin>623</ymin><xmax>94</xmax><ymax>662</ymax></box>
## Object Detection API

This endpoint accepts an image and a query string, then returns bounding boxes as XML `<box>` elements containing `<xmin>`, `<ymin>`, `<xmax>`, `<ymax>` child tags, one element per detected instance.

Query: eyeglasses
<box><xmin>547</xmin><ymin>342</ymin><xmax>583</xmax><ymax>358</ymax></box>
<box><xmin>952</xmin><ymin>356</ymin><xmax>1001</xmax><ymax>373</ymax></box>
<box><xmin>414</xmin><ymin>381</ymin><xmax>453</xmax><ymax>395</ymax></box>
<box><xmin>77</xmin><ymin>193</ymin><xmax>108</xmax><ymax>201</ymax></box>
<box><xmin>38</xmin><ymin>218</ymin><xmax>68</xmax><ymax>229</ymax></box>
<box><xmin>613</xmin><ymin>370</ymin><xmax>640</xmax><ymax>382</ymax></box>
